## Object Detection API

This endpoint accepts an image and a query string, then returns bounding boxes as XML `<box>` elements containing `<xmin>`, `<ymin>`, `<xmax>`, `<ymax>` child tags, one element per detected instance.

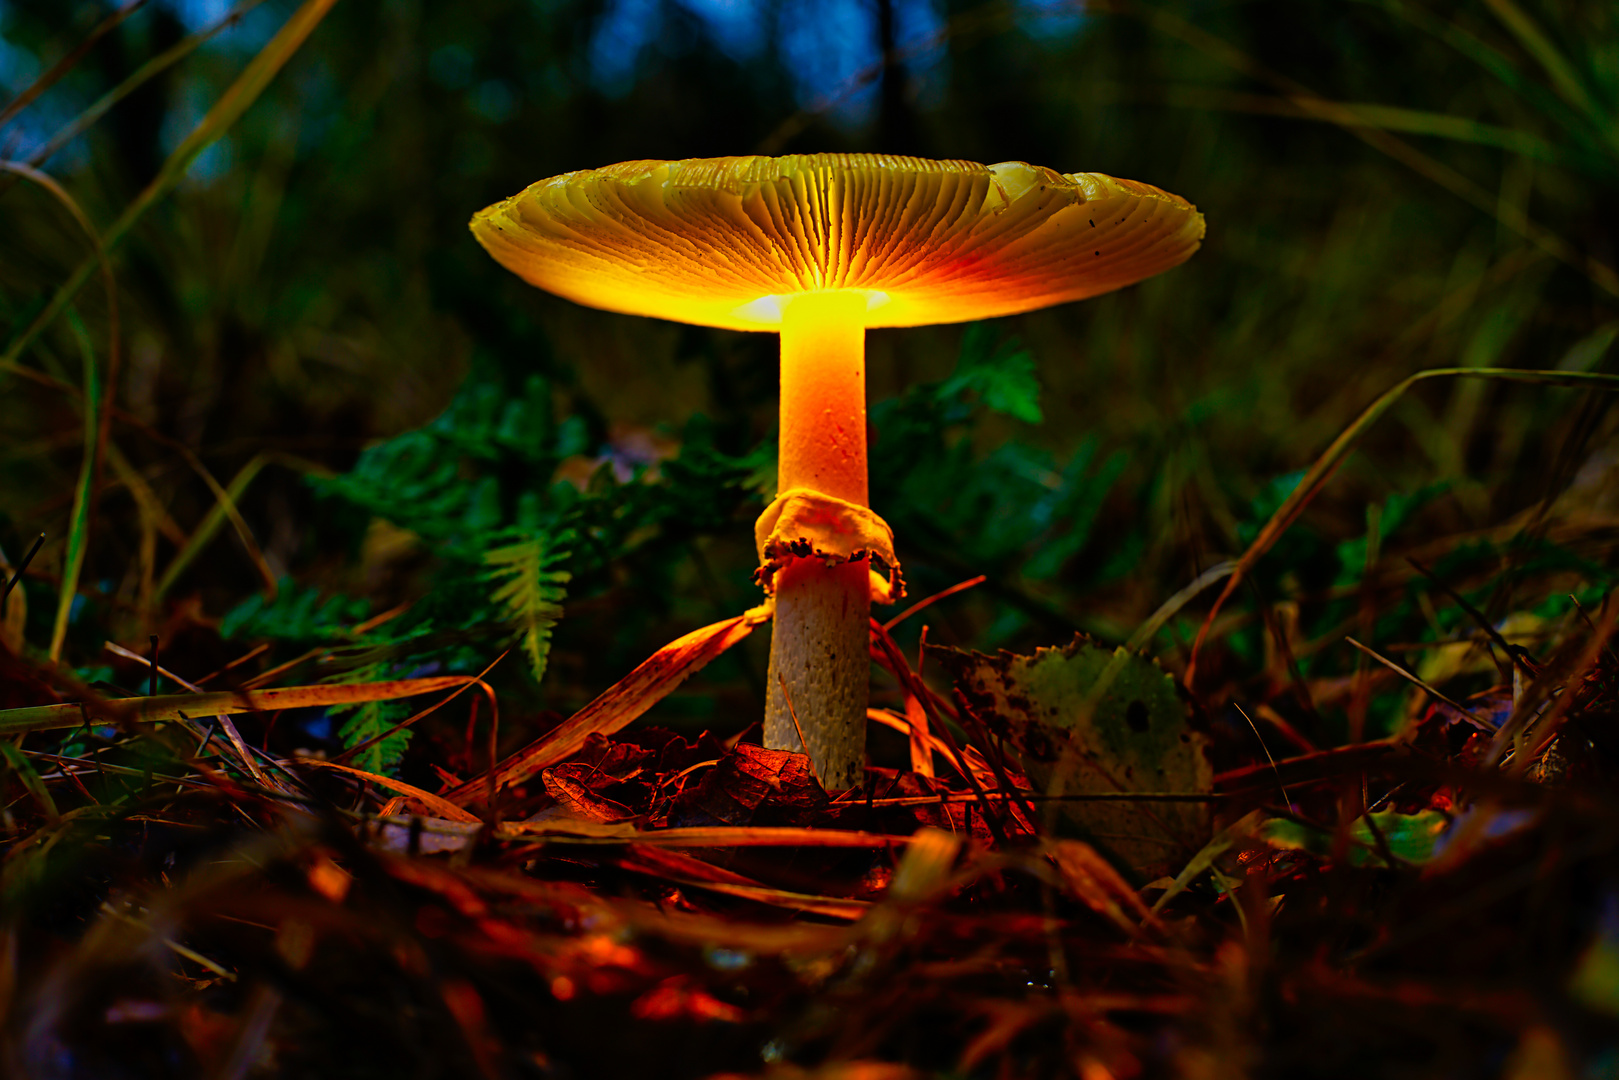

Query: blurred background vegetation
<box><xmin>2</xmin><ymin>0</ymin><xmax>1617</xmax><ymax>772</ymax></box>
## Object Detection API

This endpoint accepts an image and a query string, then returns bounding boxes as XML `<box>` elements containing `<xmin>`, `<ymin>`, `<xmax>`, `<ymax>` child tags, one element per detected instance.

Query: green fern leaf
<box><xmin>483</xmin><ymin>532</ymin><xmax>572</xmax><ymax>684</ymax></box>
<box><xmin>326</xmin><ymin>660</ymin><xmax>412</xmax><ymax>774</ymax></box>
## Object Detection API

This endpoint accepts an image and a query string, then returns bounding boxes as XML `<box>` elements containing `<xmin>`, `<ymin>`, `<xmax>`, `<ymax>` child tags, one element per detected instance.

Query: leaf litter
<box><xmin>4</xmin><ymin>559</ymin><xmax>1619</xmax><ymax>1078</ymax></box>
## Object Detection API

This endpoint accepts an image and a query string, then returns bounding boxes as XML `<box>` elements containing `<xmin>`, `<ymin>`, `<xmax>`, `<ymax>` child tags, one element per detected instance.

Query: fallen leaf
<box><xmin>671</xmin><ymin>743</ymin><xmax>828</xmax><ymax>827</ymax></box>
<box><xmin>445</xmin><ymin>605</ymin><xmax>769</xmax><ymax>803</ymax></box>
<box><xmin>541</xmin><ymin>768</ymin><xmax>637</xmax><ymax>822</ymax></box>
<box><xmin>938</xmin><ymin>636</ymin><xmax>1212</xmax><ymax>875</ymax></box>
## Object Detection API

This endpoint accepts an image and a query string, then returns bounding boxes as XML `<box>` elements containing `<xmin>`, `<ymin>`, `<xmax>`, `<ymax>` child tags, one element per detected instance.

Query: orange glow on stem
<box><xmin>778</xmin><ymin>291</ymin><xmax>868</xmax><ymax>507</ymax></box>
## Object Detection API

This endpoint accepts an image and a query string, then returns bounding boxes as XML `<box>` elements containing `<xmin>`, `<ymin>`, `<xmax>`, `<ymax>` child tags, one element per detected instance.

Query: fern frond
<box><xmin>325</xmin><ymin>660</ymin><xmax>412</xmax><ymax>774</ymax></box>
<box><xmin>483</xmin><ymin>532</ymin><xmax>572</xmax><ymax>684</ymax></box>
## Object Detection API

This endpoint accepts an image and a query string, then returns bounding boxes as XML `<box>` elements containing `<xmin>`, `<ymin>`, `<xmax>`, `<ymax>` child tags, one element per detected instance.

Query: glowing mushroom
<box><xmin>471</xmin><ymin>154</ymin><xmax>1204</xmax><ymax>790</ymax></box>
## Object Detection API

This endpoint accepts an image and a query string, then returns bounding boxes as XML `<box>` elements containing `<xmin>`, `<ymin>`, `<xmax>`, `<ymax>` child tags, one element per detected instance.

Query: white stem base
<box><xmin>763</xmin><ymin>558</ymin><xmax>869</xmax><ymax>790</ymax></box>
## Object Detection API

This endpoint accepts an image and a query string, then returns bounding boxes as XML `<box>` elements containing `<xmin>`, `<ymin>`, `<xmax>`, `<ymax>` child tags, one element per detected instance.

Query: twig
<box><xmin>1234</xmin><ymin>703</ymin><xmax>1292</xmax><ymax>809</ymax></box>
<box><xmin>1407</xmin><ymin>558</ymin><xmax>1537</xmax><ymax>678</ymax></box>
<box><xmin>333</xmin><ymin>651</ymin><xmax>508</xmax><ymax>767</ymax></box>
<box><xmin>870</xmin><ymin>618</ymin><xmax>1010</xmax><ymax>845</ymax></box>
<box><xmin>882</xmin><ymin>575</ymin><xmax>987</xmax><ymax>632</ymax></box>
<box><xmin>1344</xmin><ymin>637</ymin><xmax>1493</xmax><ymax>729</ymax></box>
<box><xmin>1</xmin><ymin>533</ymin><xmax>45</xmax><ymax>606</ymax></box>
<box><xmin>193</xmin><ymin>643</ymin><xmax>270</xmax><ymax>686</ymax></box>
<box><xmin>776</xmin><ymin>672</ymin><xmax>821</xmax><ymax>790</ymax></box>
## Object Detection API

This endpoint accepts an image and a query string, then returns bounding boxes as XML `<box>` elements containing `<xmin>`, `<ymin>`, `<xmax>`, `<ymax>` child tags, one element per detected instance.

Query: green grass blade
<box><xmin>1184</xmin><ymin>367</ymin><xmax>1619</xmax><ymax>687</ymax></box>
<box><xmin>1150</xmin><ymin>85</ymin><xmax>1560</xmax><ymax>162</ymax></box>
<box><xmin>10</xmin><ymin>1</ymin><xmax>268</xmax><ymax>177</ymax></box>
<box><xmin>1369</xmin><ymin>0</ymin><xmax>1606</xmax><ymax>158</ymax></box>
<box><xmin>48</xmin><ymin>313</ymin><xmax>101</xmax><ymax>663</ymax></box>
<box><xmin>1117</xmin><ymin>0</ymin><xmax>1619</xmax><ymax>297</ymax></box>
<box><xmin>0</xmin><ymin>742</ymin><xmax>59</xmax><ymax>821</ymax></box>
<box><xmin>0</xmin><ymin>0</ymin><xmax>341</xmax><ymax>382</ymax></box>
<box><xmin>1481</xmin><ymin>0</ymin><xmax>1608</xmax><ymax>133</ymax></box>
<box><xmin>154</xmin><ymin>452</ymin><xmax>270</xmax><ymax>603</ymax></box>
<box><xmin>0</xmin><ymin>161</ymin><xmax>121</xmax><ymax>394</ymax></box>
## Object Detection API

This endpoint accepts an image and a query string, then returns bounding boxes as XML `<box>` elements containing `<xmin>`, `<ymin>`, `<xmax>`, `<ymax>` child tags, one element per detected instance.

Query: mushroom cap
<box><xmin>470</xmin><ymin>154</ymin><xmax>1205</xmax><ymax>332</ymax></box>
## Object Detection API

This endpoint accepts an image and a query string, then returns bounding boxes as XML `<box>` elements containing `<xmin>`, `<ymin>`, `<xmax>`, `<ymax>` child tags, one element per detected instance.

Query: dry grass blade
<box><xmin>103</xmin><ymin>641</ymin><xmax>277</xmax><ymax>785</ymax></box>
<box><xmin>0</xmin><ymin>160</ymin><xmax>122</xmax><ymax>545</ymax></box>
<box><xmin>1104</xmin><ymin>0</ymin><xmax>1619</xmax><ymax>296</ymax></box>
<box><xmin>881</xmin><ymin>574</ymin><xmax>987</xmax><ymax>632</ymax></box>
<box><xmin>499</xmin><ymin>821</ymin><xmax>917</xmax><ymax>847</ymax></box>
<box><xmin>1045</xmin><ymin>839</ymin><xmax>1155</xmax><ymax>932</ymax></box>
<box><xmin>444</xmin><ymin>605</ymin><xmax>770</xmax><ymax>803</ymax></box>
<box><xmin>1185</xmin><ymin>367</ymin><xmax>1619</xmax><ymax>688</ymax></box>
<box><xmin>868</xmin><ymin>708</ymin><xmax>996</xmax><ymax>783</ymax></box>
<box><xmin>0</xmin><ymin>742</ymin><xmax>60</xmax><ymax>821</ymax></box>
<box><xmin>1407</xmin><ymin>558</ymin><xmax>1537</xmax><ymax>676</ymax></box>
<box><xmin>0</xmin><ymin>0</ymin><xmax>341</xmax><ymax>380</ymax></box>
<box><xmin>1214</xmin><ymin>740</ymin><xmax>1403</xmax><ymax>795</ymax></box>
<box><xmin>0</xmin><ymin>0</ymin><xmax>147</xmax><ymax>131</ymax></box>
<box><xmin>331</xmin><ymin>656</ymin><xmax>505</xmax><ymax>767</ymax></box>
<box><xmin>106</xmin><ymin>442</ymin><xmax>186</xmax><ymax>544</ymax></box>
<box><xmin>4</xmin><ymin>1</ymin><xmax>267</xmax><ymax>183</ymax></box>
<box><xmin>1</xmin><ymin>532</ymin><xmax>44</xmax><ymax>607</ymax></box>
<box><xmin>1343</xmin><ymin>637</ymin><xmax>1492</xmax><ymax>729</ymax></box>
<box><xmin>1126</xmin><ymin>559</ymin><xmax>1237</xmax><ymax>652</ymax></box>
<box><xmin>154</xmin><ymin>452</ymin><xmax>278</xmax><ymax>601</ymax></box>
<box><xmin>104</xmin><ymin>640</ymin><xmax>197</xmax><ymax>690</ymax></box>
<box><xmin>1132</xmin><ymin>84</ymin><xmax>1559</xmax><ymax>161</ymax></box>
<box><xmin>871</xmin><ymin>618</ymin><xmax>1012</xmax><ymax>842</ymax></box>
<box><xmin>299</xmin><ymin>759</ymin><xmax>479</xmax><ymax>823</ymax></box>
<box><xmin>0</xmin><ymin>675</ymin><xmax>476</xmax><ymax>734</ymax></box>
<box><xmin>619</xmin><ymin>848</ymin><xmax>872</xmax><ymax>918</ymax></box>
<box><xmin>1486</xmin><ymin>593</ymin><xmax>1617</xmax><ymax>769</ymax></box>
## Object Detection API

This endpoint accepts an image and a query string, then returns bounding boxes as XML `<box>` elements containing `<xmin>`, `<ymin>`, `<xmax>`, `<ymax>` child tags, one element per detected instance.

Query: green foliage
<box><xmin>1259</xmin><ymin>810</ymin><xmax>1450</xmax><ymax>867</ymax></box>
<box><xmin>3</xmin><ymin>0</ymin><xmax>1619</xmax><ymax>793</ymax></box>
<box><xmin>309</xmin><ymin>368</ymin><xmax>766</xmax><ymax>579</ymax></box>
<box><xmin>218</xmin><ymin>365</ymin><xmax>768</xmax><ymax>771</ymax></box>
<box><xmin>872</xmin><ymin>324</ymin><xmax>1126</xmax><ymax>639</ymax></box>
<box><xmin>935</xmin><ymin>323</ymin><xmax>1044</xmax><ymax>425</ymax></box>
<box><xmin>221</xmin><ymin>579</ymin><xmax>370</xmax><ymax>644</ymax></box>
<box><xmin>214</xmin><ymin>323</ymin><xmax>1084</xmax><ymax>770</ymax></box>
<box><xmin>325</xmin><ymin>660</ymin><xmax>412</xmax><ymax>776</ymax></box>
<box><xmin>483</xmin><ymin>530</ymin><xmax>572</xmax><ymax>684</ymax></box>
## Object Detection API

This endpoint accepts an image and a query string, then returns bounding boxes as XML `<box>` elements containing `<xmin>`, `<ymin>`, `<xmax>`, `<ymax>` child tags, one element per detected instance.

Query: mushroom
<box><xmin>471</xmin><ymin>154</ymin><xmax>1204</xmax><ymax>790</ymax></box>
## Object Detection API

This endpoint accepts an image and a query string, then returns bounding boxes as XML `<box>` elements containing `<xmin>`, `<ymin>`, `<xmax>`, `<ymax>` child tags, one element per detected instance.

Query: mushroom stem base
<box><xmin>763</xmin><ymin>557</ymin><xmax>869</xmax><ymax>790</ymax></box>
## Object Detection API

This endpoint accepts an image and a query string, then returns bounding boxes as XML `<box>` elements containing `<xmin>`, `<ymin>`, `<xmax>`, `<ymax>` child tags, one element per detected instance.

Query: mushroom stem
<box><xmin>764</xmin><ymin>290</ymin><xmax>871</xmax><ymax>789</ymax></box>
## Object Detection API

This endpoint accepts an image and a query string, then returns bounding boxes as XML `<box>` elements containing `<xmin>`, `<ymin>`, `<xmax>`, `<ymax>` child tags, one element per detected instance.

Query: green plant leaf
<box><xmin>937</xmin><ymin>636</ymin><xmax>1212</xmax><ymax>876</ymax></box>
<box><xmin>936</xmin><ymin>323</ymin><xmax>1044</xmax><ymax>424</ymax></box>
<box><xmin>48</xmin><ymin>312</ymin><xmax>99</xmax><ymax>663</ymax></box>
<box><xmin>483</xmin><ymin>531</ymin><xmax>572</xmax><ymax>685</ymax></box>
<box><xmin>1259</xmin><ymin>810</ymin><xmax>1450</xmax><ymax>867</ymax></box>
<box><xmin>325</xmin><ymin>661</ymin><xmax>411</xmax><ymax>775</ymax></box>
